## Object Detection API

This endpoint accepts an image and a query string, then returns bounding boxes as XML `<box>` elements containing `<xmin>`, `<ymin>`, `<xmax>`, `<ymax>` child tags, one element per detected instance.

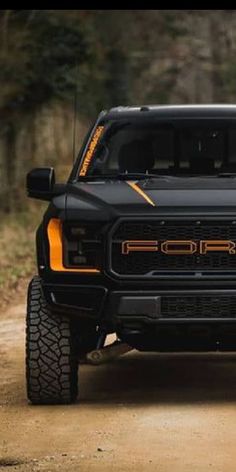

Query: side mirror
<box><xmin>26</xmin><ymin>167</ymin><xmax>55</xmax><ymax>200</ymax></box>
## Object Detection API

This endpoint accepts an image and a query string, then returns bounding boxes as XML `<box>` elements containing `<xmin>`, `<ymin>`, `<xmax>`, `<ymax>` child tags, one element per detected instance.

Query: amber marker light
<box><xmin>47</xmin><ymin>218</ymin><xmax>100</xmax><ymax>273</ymax></box>
<box><xmin>79</xmin><ymin>125</ymin><xmax>104</xmax><ymax>176</ymax></box>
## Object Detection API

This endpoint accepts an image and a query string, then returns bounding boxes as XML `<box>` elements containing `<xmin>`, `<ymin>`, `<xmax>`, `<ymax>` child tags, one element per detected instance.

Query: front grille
<box><xmin>111</xmin><ymin>219</ymin><xmax>236</xmax><ymax>276</ymax></box>
<box><xmin>161</xmin><ymin>295</ymin><xmax>236</xmax><ymax>318</ymax></box>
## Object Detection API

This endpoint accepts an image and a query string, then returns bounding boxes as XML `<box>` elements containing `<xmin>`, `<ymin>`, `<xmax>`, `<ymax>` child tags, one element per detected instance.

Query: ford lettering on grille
<box><xmin>122</xmin><ymin>240</ymin><xmax>236</xmax><ymax>255</ymax></box>
<box><xmin>110</xmin><ymin>219</ymin><xmax>236</xmax><ymax>277</ymax></box>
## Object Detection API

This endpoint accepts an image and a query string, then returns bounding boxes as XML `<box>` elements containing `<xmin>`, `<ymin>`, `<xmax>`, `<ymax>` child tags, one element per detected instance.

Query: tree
<box><xmin>0</xmin><ymin>10</ymin><xmax>99</xmax><ymax>211</ymax></box>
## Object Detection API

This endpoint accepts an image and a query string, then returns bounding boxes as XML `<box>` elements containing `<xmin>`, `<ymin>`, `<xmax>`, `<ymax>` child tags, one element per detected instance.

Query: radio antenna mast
<box><xmin>72</xmin><ymin>64</ymin><xmax>79</xmax><ymax>164</ymax></box>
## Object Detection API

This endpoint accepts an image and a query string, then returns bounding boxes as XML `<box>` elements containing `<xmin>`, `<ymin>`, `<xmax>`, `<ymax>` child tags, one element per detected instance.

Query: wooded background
<box><xmin>1</xmin><ymin>9</ymin><xmax>236</xmax><ymax>212</ymax></box>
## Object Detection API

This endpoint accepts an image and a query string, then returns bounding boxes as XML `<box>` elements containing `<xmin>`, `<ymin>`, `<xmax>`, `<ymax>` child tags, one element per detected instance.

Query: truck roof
<box><xmin>105</xmin><ymin>104</ymin><xmax>236</xmax><ymax>120</ymax></box>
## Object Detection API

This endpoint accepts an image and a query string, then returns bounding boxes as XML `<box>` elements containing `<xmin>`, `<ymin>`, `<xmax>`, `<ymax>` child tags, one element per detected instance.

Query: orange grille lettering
<box><xmin>161</xmin><ymin>240</ymin><xmax>197</xmax><ymax>255</ymax></box>
<box><xmin>122</xmin><ymin>240</ymin><xmax>158</xmax><ymax>255</ymax></box>
<box><xmin>200</xmin><ymin>240</ymin><xmax>236</xmax><ymax>255</ymax></box>
<box><xmin>122</xmin><ymin>239</ymin><xmax>236</xmax><ymax>255</ymax></box>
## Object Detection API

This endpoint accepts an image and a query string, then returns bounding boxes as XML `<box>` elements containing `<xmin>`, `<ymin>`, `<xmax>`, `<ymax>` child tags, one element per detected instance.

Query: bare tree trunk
<box><xmin>4</xmin><ymin>122</ymin><xmax>17</xmax><ymax>213</ymax></box>
<box><xmin>209</xmin><ymin>14</ymin><xmax>225</xmax><ymax>102</ymax></box>
<box><xmin>1</xmin><ymin>10</ymin><xmax>11</xmax><ymax>55</ymax></box>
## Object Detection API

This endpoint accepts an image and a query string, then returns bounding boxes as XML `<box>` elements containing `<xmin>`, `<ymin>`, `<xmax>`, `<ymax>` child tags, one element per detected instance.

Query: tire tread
<box><xmin>26</xmin><ymin>276</ymin><xmax>78</xmax><ymax>405</ymax></box>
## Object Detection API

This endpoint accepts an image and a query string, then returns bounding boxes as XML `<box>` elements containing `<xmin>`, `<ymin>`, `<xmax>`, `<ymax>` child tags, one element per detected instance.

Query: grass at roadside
<box><xmin>0</xmin><ymin>205</ymin><xmax>46</xmax><ymax>307</ymax></box>
<box><xmin>0</xmin><ymin>164</ymin><xmax>71</xmax><ymax>308</ymax></box>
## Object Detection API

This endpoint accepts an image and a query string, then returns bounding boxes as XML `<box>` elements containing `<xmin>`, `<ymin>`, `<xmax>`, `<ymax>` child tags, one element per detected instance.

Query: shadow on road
<box><xmin>79</xmin><ymin>351</ymin><xmax>236</xmax><ymax>405</ymax></box>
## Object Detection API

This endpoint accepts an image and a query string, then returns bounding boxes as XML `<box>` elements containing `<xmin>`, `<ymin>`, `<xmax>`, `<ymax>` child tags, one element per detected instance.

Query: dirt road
<box><xmin>1</xmin><ymin>297</ymin><xmax>236</xmax><ymax>471</ymax></box>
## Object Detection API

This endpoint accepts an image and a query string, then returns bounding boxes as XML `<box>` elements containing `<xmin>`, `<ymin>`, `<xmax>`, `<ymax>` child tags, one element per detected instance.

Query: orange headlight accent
<box><xmin>79</xmin><ymin>125</ymin><xmax>104</xmax><ymax>176</ymax></box>
<box><xmin>47</xmin><ymin>218</ymin><xmax>100</xmax><ymax>273</ymax></box>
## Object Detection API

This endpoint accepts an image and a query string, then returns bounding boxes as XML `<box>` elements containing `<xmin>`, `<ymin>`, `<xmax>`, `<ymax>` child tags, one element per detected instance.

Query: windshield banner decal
<box><xmin>79</xmin><ymin>126</ymin><xmax>104</xmax><ymax>176</ymax></box>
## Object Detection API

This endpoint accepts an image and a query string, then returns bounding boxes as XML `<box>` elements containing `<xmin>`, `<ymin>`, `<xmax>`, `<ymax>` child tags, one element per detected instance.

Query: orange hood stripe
<box><xmin>127</xmin><ymin>181</ymin><xmax>156</xmax><ymax>207</ymax></box>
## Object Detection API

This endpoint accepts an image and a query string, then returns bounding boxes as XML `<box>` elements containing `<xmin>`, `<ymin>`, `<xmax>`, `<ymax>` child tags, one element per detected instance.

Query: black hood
<box><xmin>64</xmin><ymin>178</ymin><xmax>236</xmax><ymax>221</ymax></box>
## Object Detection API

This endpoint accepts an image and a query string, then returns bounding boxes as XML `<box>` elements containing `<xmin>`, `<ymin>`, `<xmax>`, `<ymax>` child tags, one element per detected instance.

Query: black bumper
<box><xmin>43</xmin><ymin>283</ymin><xmax>108</xmax><ymax>320</ymax></box>
<box><xmin>107</xmin><ymin>290</ymin><xmax>236</xmax><ymax>350</ymax></box>
<box><xmin>108</xmin><ymin>289</ymin><xmax>236</xmax><ymax>322</ymax></box>
<box><xmin>43</xmin><ymin>283</ymin><xmax>236</xmax><ymax>323</ymax></box>
<box><xmin>42</xmin><ymin>283</ymin><xmax>236</xmax><ymax>351</ymax></box>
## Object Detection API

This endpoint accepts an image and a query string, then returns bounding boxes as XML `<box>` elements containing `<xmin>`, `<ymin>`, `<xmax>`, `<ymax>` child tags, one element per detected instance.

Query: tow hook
<box><xmin>86</xmin><ymin>340</ymin><xmax>133</xmax><ymax>365</ymax></box>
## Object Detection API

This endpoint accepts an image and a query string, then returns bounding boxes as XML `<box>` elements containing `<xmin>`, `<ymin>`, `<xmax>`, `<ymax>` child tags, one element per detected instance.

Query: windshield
<box><xmin>77</xmin><ymin>118</ymin><xmax>236</xmax><ymax>178</ymax></box>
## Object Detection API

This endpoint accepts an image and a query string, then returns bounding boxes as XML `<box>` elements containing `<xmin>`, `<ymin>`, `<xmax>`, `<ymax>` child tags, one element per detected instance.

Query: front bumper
<box><xmin>43</xmin><ymin>282</ymin><xmax>236</xmax><ymax>323</ymax></box>
<box><xmin>43</xmin><ymin>283</ymin><xmax>107</xmax><ymax>319</ymax></box>
<box><xmin>42</xmin><ymin>283</ymin><xmax>236</xmax><ymax>351</ymax></box>
<box><xmin>107</xmin><ymin>289</ymin><xmax>236</xmax><ymax>322</ymax></box>
<box><xmin>108</xmin><ymin>290</ymin><xmax>236</xmax><ymax>351</ymax></box>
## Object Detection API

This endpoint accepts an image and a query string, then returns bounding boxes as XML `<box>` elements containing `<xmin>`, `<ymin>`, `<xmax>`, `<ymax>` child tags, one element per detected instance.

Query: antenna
<box><xmin>72</xmin><ymin>64</ymin><xmax>78</xmax><ymax>164</ymax></box>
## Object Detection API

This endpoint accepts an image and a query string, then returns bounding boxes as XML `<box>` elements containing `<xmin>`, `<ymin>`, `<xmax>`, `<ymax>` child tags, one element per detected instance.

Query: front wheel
<box><xmin>26</xmin><ymin>276</ymin><xmax>79</xmax><ymax>405</ymax></box>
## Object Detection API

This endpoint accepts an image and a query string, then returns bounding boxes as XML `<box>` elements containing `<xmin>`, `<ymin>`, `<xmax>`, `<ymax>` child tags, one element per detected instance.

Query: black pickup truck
<box><xmin>26</xmin><ymin>104</ymin><xmax>236</xmax><ymax>404</ymax></box>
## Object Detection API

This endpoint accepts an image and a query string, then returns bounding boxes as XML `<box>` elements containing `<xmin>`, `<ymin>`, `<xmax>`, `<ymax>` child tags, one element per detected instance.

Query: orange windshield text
<box><xmin>79</xmin><ymin>126</ymin><xmax>104</xmax><ymax>176</ymax></box>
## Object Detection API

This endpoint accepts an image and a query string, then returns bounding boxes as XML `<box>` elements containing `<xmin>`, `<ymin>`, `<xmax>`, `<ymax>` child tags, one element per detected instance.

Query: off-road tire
<box><xmin>26</xmin><ymin>276</ymin><xmax>78</xmax><ymax>405</ymax></box>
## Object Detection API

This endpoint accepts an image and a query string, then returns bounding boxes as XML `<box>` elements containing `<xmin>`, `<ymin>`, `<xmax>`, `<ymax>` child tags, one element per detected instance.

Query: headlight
<box><xmin>63</xmin><ymin>223</ymin><xmax>102</xmax><ymax>269</ymax></box>
<box><xmin>47</xmin><ymin>219</ymin><xmax>101</xmax><ymax>273</ymax></box>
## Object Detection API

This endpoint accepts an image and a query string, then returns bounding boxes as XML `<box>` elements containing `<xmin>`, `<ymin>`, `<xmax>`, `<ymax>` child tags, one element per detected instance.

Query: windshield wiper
<box><xmin>77</xmin><ymin>173</ymin><xmax>171</xmax><ymax>181</ymax></box>
<box><xmin>217</xmin><ymin>173</ymin><xmax>236</xmax><ymax>178</ymax></box>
